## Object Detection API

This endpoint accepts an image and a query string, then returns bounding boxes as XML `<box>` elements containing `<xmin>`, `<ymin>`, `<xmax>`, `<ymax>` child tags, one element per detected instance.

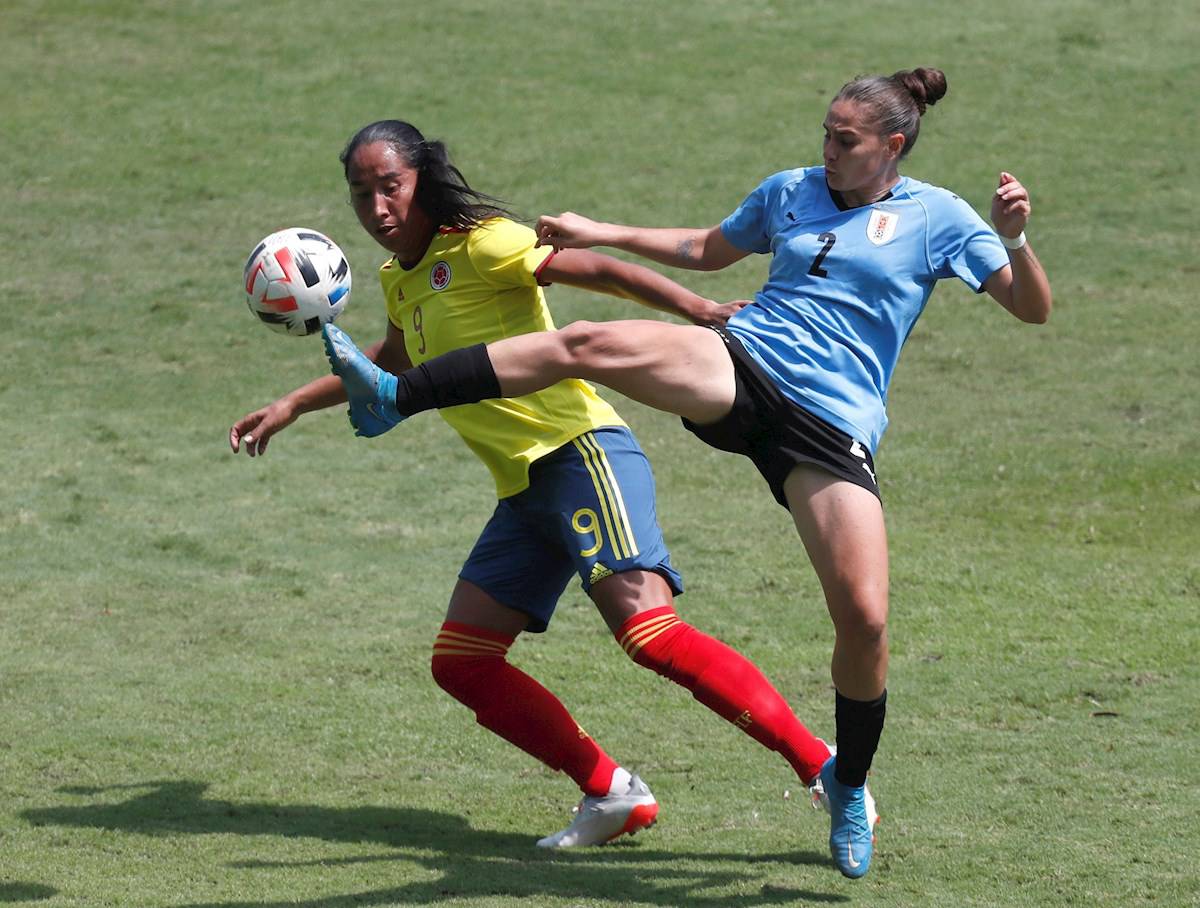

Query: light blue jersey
<box><xmin>721</xmin><ymin>167</ymin><xmax>1010</xmax><ymax>453</ymax></box>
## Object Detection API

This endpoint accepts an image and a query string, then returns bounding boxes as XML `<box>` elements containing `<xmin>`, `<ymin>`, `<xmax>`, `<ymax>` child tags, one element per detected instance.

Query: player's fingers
<box><xmin>231</xmin><ymin>415</ymin><xmax>263</xmax><ymax>453</ymax></box>
<box><xmin>245</xmin><ymin>426</ymin><xmax>273</xmax><ymax>457</ymax></box>
<box><xmin>534</xmin><ymin>215</ymin><xmax>562</xmax><ymax>247</ymax></box>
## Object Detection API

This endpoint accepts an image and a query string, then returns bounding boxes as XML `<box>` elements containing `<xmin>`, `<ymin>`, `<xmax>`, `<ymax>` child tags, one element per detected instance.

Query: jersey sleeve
<box><xmin>719</xmin><ymin>172</ymin><xmax>791</xmax><ymax>254</ymax></box>
<box><xmin>468</xmin><ymin>219</ymin><xmax>554</xmax><ymax>289</ymax></box>
<box><xmin>926</xmin><ymin>191</ymin><xmax>1011</xmax><ymax>292</ymax></box>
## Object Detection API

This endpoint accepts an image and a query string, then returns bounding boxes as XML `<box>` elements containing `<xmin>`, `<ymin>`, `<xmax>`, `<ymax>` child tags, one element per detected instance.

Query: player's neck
<box><xmin>394</xmin><ymin>224</ymin><xmax>437</xmax><ymax>270</ymax></box>
<box><xmin>840</xmin><ymin>173</ymin><xmax>901</xmax><ymax>209</ymax></box>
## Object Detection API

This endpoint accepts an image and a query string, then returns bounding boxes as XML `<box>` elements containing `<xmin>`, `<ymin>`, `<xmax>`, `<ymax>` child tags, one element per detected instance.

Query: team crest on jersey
<box><xmin>866</xmin><ymin>209</ymin><xmax>899</xmax><ymax>246</ymax></box>
<box><xmin>430</xmin><ymin>260</ymin><xmax>452</xmax><ymax>291</ymax></box>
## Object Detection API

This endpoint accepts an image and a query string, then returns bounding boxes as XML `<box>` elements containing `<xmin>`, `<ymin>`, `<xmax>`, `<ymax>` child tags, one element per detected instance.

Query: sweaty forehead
<box><xmin>348</xmin><ymin>143</ymin><xmax>413</xmax><ymax>183</ymax></box>
<box><xmin>824</xmin><ymin>99</ymin><xmax>870</xmax><ymax>132</ymax></box>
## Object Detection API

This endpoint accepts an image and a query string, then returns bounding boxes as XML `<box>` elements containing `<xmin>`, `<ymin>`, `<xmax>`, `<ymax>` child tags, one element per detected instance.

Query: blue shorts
<box><xmin>459</xmin><ymin>426</ymin><xmax>683</xmax><ymax>633</ymax></box>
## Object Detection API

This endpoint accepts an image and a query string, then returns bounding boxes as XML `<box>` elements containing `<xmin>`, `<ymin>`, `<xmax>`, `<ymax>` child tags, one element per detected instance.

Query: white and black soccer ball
<box><xmin>243</xmin><ymin>227</ymin><xmax>352</xmax><ymax>336</ymax></box>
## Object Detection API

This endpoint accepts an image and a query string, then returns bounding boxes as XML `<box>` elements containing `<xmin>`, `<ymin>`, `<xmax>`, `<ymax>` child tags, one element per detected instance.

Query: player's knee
<box><xmin>836</xmin><ymin>613</ymin><xmax>888</xmax><ymax>650</ymax></box>
<box><xmin>829</xmin><ymin>591</ymin><xmax>889</xmax><ymax>648</ymax></box>
<box><xmin>430</xmin><ymin>652</ymin><xmax>457</xmax><ymax>695</ymax></box>
<box><xmin>431</xmin><ymin>652</ymin><xmax>494</xmax><ymax>704</ymax></box>
<box><xmin>625</xmin><ymin>642</ymin><xmax>687</xmax><ymax>684</ymax></box>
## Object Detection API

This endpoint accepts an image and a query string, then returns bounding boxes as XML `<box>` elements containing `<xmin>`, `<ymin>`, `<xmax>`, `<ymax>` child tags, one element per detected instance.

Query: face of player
<box><xmin>822</xmin><ymin>99</ymin><xmax>904</xmax><ymax>206</ymax></box>
<box><xmin>347</xmin><ymin>141</ymin><xmax>434</xmax><ymax>263</ymax></box>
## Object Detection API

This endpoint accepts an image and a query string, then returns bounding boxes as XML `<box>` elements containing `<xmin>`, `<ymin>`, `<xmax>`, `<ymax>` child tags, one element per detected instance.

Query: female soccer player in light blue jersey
<box><xmin>322</xmin><ymin>68</ymin><xmax>1052</xmax><ymax>878</ymax></box>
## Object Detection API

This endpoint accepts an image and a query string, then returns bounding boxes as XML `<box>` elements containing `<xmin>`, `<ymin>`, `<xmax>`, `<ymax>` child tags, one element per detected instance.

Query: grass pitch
<box><xmin>2</xmin><ymin>1</ymin><xmax>1197</xmax><ymax>905</ymax></box>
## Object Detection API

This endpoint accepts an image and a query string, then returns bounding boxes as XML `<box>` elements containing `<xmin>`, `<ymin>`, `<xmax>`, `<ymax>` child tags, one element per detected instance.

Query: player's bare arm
<box><xmin>536</xmin><ymin>215</ymin><xmax>749</xmax><ymax>272</ymax></box>
<box><xmin>540</xmin><ymin>247</ymin><xmax>749</xmax><ymax>327</ymax></box>
<box><xmin>984</xmin><ymin>171</ymin><xmax>1052</xmax><ymax>324</ymax></box>
<box><xmin>231</xmin><ymin>325</ymin><xmax>411</xmax><ymax>457</ymax></box>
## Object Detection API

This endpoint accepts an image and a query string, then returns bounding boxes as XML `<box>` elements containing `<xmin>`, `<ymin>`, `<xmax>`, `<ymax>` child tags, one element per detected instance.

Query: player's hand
<box><xmin>229</xmin><ymin>399</ymin><xmax>297</xmax><ymax>457</ymax></box>
<box><xmin>692</xmin><ymin>299</ymin><xmax>752</xmax><ymax>328</ymax></box>
<box><xmin>535</xmin><ymin>212</ymin><xmax>609</xmax><ymax>250</ymax></box>
<box><xmin>991</xmin><ymin>172</ymin><xmax>1031</xmax><ymax>240</ymax></box>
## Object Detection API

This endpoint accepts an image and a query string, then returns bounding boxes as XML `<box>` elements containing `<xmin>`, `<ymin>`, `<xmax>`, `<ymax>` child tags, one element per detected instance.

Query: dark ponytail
<box><xmin>833</xmin><ymin>67</ymin><xmax>947</xmax><ymax>158</ymax></box>
<box><xmin>339</xmin><ymin>120</ymin><xmax>512</xmax><ymax>229</ymax></box>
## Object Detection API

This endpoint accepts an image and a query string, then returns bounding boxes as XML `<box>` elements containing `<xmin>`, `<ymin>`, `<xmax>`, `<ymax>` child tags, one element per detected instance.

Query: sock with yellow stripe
<box><xmin>615</xmin><ymin>606</ymin><xmax>830</xmax><ymax>785</ymax></box>
<box><xmin>431</xmin><ymin>621</ymin><xmax>619</xmax><ymax>797</ymax></box>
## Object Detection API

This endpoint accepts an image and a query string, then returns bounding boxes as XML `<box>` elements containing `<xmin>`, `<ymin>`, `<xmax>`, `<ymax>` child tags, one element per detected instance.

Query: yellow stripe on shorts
<box><xmin>572</xmin><ymin>433</ymin><xmax>629</xmax><ymax>560</ymax></box>
<box><xmin>579</xmin><ymin>431</ymin><xmax>640</xmax><ymax>557</ymax></box>
<box><xmin>575</xmin><ymin>432</ymin><xmax>639</xmax><ymax>558</ymax></box>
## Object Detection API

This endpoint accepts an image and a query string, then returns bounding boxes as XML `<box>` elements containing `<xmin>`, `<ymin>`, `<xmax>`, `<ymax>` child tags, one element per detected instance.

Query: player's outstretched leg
<box><xmin>536</xmin><ymin>771</ymin><xmax>659</xmax><ymax>848</ymax></box>
<box><xmin>322</xmin><ymin>324</ymin><xmax>405</xmax><ymax>437</ymax></box>
<box><xmin>819</xmin><ymin>753</ymin><xmax>876</xmax><ymax>879</ymax></box>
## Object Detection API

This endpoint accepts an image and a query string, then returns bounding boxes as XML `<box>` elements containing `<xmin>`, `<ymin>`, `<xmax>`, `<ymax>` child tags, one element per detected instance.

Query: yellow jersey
<box><xmin>381</xmin><ymin>217</ymin><xmax>624</xmax><ymax>498</ymax></box>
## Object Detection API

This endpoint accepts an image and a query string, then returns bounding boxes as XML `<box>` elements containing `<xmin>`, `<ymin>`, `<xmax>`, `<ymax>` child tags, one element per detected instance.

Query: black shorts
<box><xmin>682</xmin><ymin>327</ymin><xmax>881</xmax><ymax>508</ymax></box>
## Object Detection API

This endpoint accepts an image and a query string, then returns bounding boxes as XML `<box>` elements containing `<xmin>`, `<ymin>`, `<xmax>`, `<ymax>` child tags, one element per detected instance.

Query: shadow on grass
<box><xmin>0</xmin><ymin>882</ymin><xmax>57</xmax><ymax>903</ymax></box>
<box><xmin>22</xmin><ymin>781</ymin><xmax>845</xmax><ymax>907</ymax></box>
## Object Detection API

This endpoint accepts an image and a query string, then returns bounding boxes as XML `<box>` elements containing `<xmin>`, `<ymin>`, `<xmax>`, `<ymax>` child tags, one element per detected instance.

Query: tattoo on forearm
<box><xmin>676</xmin><ymin>236</ymin><xmax>696</xmax><ymax>261</ymax></box>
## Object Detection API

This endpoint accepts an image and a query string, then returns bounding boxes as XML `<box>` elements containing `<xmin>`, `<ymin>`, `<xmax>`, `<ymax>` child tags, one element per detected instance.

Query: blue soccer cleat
<box><xmin>819</xmin><ymin>754</ymin><xmax>876</xmax><ymax>879</ymax></box>
<box><xmin>322</xmin><ymin>323</ymin><xmax>405</xmax><ymax>437</ymax></box>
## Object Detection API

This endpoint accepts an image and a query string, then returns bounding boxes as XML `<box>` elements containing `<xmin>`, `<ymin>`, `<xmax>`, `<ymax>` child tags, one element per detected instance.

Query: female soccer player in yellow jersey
<box><xmin>230</xmin><ymin>120</ymin><xmax>869</xmax><ymax>848</ymax></box>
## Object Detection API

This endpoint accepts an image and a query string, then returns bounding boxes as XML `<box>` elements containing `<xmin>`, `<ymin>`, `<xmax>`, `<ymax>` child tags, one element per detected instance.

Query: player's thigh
<box><xmin>445</xmin><ymin>579</ymin><xmax>540</xmax><ymax>637</ymax></box>
<box><xmin>783</xmin><ymin>464</ymin><xmax>889</xmax><ymax>628</ymax></box>
<box><xmin>590</xmin><ymin>569</ymin><xmax>676</xmax><ymax>636</ymax></box>
<box><xmin>564</xmin><ymin>320</ymin><xmax>737</xmax><ymax>426</ymax></box>
<box><xmin>537</xmin><ymin>427</ymin><xmax>684</xmax><ymax>630</ymax></box>
<box><xmin>456</xmin><ymin>502</ymin><xmax>576</xmax><ymax>635</ymax></box>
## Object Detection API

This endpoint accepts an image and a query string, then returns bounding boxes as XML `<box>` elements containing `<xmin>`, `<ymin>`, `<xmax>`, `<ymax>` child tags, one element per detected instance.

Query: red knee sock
<box><xmin>431</xmin><ymin>621</ymin><xmax>618</xmax><ymax>796</ymax></box>
<box><xmin>616</xmin><ymin>606</ymin><xmax>830</xmax><ymax>784</ymax></box>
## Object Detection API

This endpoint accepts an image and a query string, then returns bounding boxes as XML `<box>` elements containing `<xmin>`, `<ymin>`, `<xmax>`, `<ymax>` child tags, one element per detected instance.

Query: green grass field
<box><xmin>2</xmin><ymin>1</ymin><xmax>1197</xmax><ymax>905</ymax></box>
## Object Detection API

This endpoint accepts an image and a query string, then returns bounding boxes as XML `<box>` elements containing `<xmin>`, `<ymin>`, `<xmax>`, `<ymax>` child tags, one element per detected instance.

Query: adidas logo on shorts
<box><xmin>589</xmin><ymin>563</ymin><xmax>614</xmax><ymax>585</ymax></box>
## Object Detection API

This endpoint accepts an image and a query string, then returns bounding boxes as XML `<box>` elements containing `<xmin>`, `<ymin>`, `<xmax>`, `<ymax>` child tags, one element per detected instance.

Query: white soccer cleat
<box><xmin>536</xmin><ymin>774</ymin><xmax>659</xmax><ymax>848</ymax></box>
<box><xmin>808</xmin><ymin>743</ymin><xmax>880</xmax><ymax>835</ymax></box>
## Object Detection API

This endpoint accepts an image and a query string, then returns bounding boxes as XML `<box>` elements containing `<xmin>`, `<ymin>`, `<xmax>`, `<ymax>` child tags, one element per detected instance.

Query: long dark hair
<box><xmin>833</xmin><ymin>68</ymin><xmax>948</xmax><ymax>159</ymax></box>
<box><xmin>339</xmin><ymin>120</ymin><xmax>512</xmax><ymax>229</ymax></box>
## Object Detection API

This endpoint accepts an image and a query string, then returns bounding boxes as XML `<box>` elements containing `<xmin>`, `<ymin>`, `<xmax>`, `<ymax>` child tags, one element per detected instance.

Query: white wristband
<box><xmin>999</xmin><ymin>231</ymin><xmax>1027</xmax><ymax>250</ymax></box>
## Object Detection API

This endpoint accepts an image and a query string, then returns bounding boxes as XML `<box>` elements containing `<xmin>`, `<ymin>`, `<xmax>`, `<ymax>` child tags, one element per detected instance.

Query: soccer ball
<box><xmin>243</xmin><ymin>227</ymin><xmax>352</xmax><ymax>336</ymax></box>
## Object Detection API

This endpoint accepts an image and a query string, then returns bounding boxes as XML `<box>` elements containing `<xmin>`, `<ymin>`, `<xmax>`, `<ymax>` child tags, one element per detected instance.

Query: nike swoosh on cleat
<box><xmin>366</xmin><ymin>403</ymin><xmax>382</xmax><ymax>420</ymax></box>
<box><xmin>846</xmin><ymin>842</ymin><xmax>861</xmax><ymax>869</ymax></box>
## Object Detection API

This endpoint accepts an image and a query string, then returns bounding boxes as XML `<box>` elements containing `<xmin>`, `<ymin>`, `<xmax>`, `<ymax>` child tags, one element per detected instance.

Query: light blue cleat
<box><xmin>819</xmin><ymin>754</ymin><xmax>875</xmax><ymax>879</ymax></box>
<box><xmin>322</xmin><ymin>323</ymin><xmax>405</xmax><ymax>437</ymax></box>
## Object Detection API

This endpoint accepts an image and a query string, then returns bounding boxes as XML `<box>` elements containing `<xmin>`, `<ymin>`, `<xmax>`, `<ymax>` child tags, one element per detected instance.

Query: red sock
<box><xmin>431</xmin><ymin>621</ymin><xmax>618</xmax><ymax>796</ymax></box>
<box><xmin>616</xmin><ymin>607</ymin><xmax>830</xmax><ymax>784</ymax></box>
